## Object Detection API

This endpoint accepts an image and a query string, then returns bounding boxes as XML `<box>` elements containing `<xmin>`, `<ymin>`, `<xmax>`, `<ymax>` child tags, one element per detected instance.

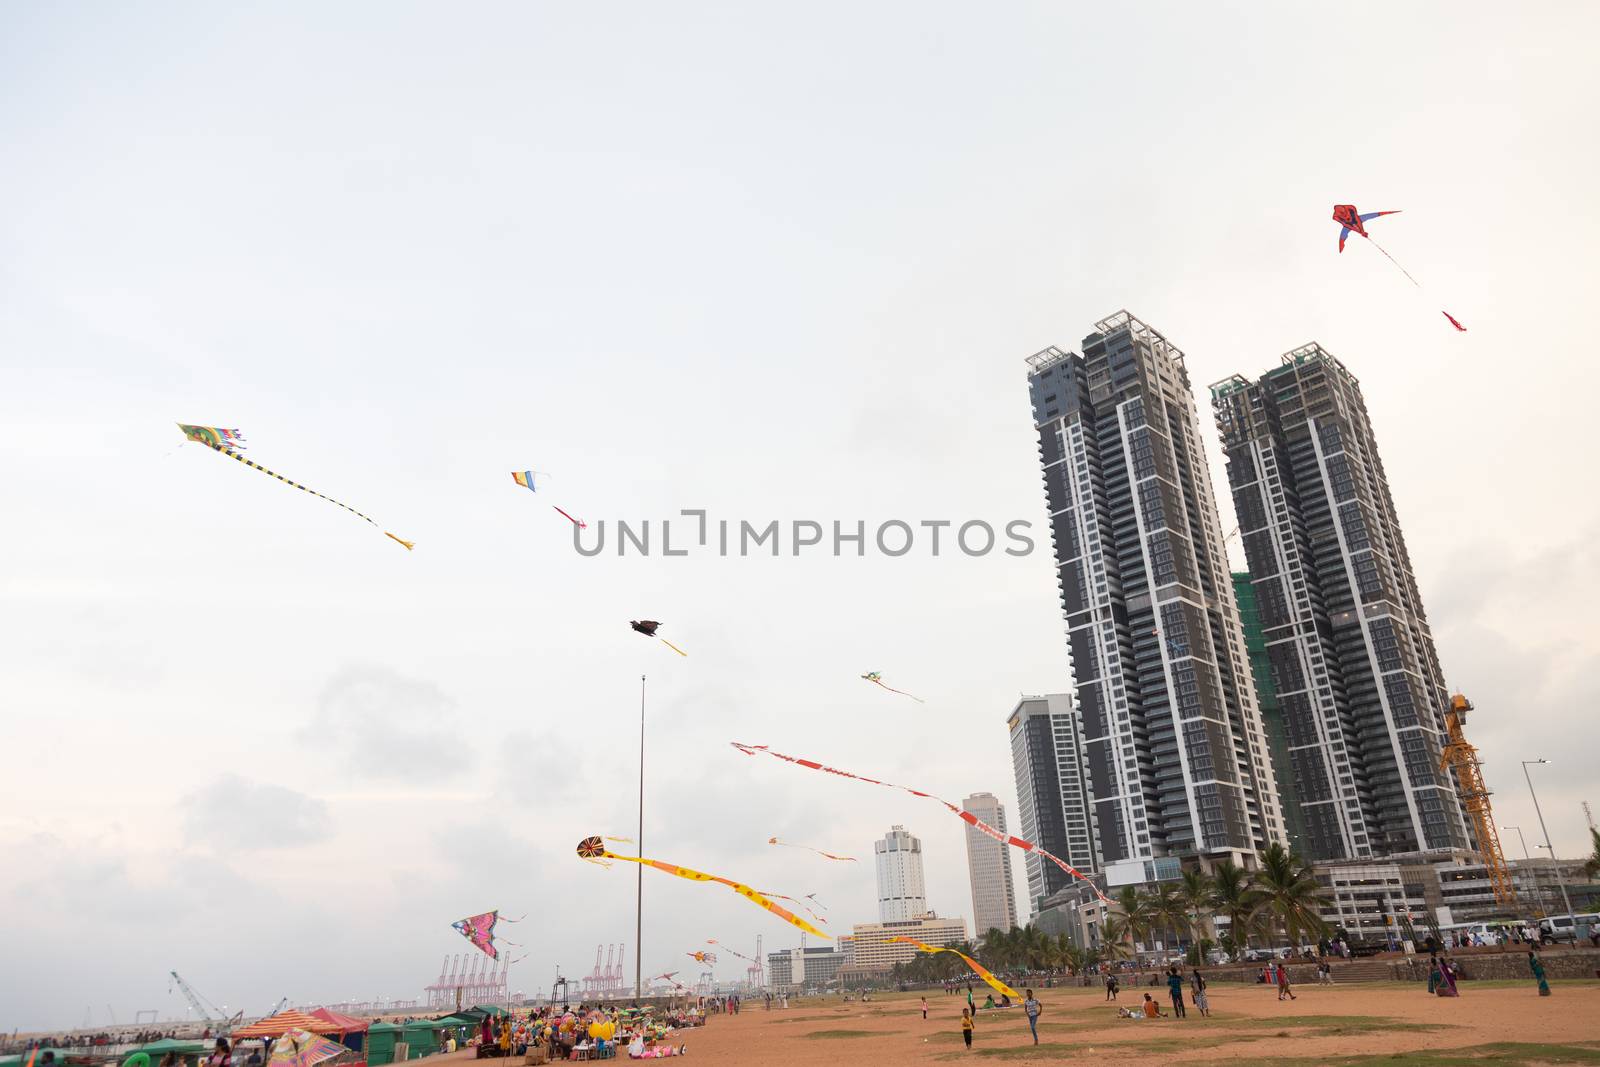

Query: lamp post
<box><xmin>1502</xmin><ymin>824</ymin><xmax>1543</xmax><ymax>921</ymax></box>
<box><xmin>636</xmin><ymin>674</ymin><xmax>646</xmax><ymax>1003</ymax></box>
<box><xmin>1521</xmin><ymin>759</ymin><xmax>1577</xmax><ymax>938</ymax></box>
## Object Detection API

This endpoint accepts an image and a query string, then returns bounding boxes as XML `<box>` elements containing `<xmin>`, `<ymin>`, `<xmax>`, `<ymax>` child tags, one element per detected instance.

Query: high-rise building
<box><xmin>1232</xmin><ymin>571</ymin><xmax>1307</xmax><ymax>856</ymax></box>
<box><xmin>874</xmin><ymin>826</ymin><xmax>927</xmax><ymax>922</ymax></box>
<box><xmin>961</xmin><ymin>792</ymin><xmax>1020</xmax><ymax>935</ymax></box>
<box><xmin>1025</xmin><ymin>311</ymin><xmax>1286</xmax><ymax>873</ymax></box>
<box><xmin>1007</xmin><ymin>694</ymin><xmax>1095</xmax><ymax>910</ymax></box>
<box><xmin>1212</xmin><ymin>344</ymin><xmax>1473</xmax><ymax>861</ymax></box>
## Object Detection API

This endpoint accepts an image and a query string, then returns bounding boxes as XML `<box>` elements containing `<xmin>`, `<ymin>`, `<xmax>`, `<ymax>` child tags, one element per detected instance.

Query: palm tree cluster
<box><xmin>1098</xmin><ymin>844</ymin><xmax>1330</xmax><ymax>962</ymax></box>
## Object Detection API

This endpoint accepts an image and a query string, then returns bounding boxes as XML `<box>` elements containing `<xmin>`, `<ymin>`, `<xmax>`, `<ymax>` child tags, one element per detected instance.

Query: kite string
<box><xmin>1366</xmin><ymin>237</ymin><xmax>1423</xmax><ymax>288</ymax></box>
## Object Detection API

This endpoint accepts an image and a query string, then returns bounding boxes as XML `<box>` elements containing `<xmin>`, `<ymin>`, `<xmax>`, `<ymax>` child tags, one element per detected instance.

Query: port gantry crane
<box><xmin>1440</xmin><ymin>694</ymin><xmax>1518</xmax><ymax>907</ymax></box>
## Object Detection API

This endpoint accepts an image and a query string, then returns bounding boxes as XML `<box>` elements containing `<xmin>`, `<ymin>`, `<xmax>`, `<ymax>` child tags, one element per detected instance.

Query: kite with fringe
<box><xmin>452</xmin><ymin>909</ymin><xmax>522</xmax><ymax>960</ymax></box>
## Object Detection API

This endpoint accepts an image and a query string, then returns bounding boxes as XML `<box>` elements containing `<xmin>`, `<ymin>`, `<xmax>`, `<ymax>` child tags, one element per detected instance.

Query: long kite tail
<box><xmin>889</xmin><ymin>938</ymin><xmax>1018</xmax><ymax>1000</ymax></box>
<box><xmin>577</xmin><ymin>837</ymin><xmax>827</xmax><ymax>938</ymax></box>
<box><xmin>754</xmin><ymin>890</ymin><xmax>829</xmax><ymax>925</ymax></box>
<box><xmin>198</xmin><ymin>439</ymin><xmax>413</xmax><ymax>549</ymax></box>
<box><xmin>553</xmin><ymin>506</ymin><xmax>587</xmax><ymax>528</ymax></box>
<box><xmin>874</xmin><ymin>679</ymin><xmax>926</xmax><ymax>703</ymax></box>
<box><xmin>732</xmin><ymin>742</ymin><xmax>1108</xmax><ymax>903</ymax></box>
<box><xmin>659</xmin><ymin>638</ymin><xmax>688</xmax><ymax>657</ymax></box>
<box><xmin>769</xmin><ymin>837</ymin><xmax>859</xmax><ymax>862</ymax></box>
<box><xmin>1364</xmin><ymin>236</ymin><xmax>1424</xmax><ymax>288</ymax></box>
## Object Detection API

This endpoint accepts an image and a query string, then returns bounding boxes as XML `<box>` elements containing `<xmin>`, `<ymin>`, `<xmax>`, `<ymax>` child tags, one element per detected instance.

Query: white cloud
<box><xmin>181</xmin><ymin>776</ymin><xmax>333</xmax><ymax>850</ymax></box>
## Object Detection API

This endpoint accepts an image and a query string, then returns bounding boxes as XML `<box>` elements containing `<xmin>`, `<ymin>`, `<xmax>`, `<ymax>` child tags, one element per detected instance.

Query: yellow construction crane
<box><xmin>1441</xmin><ymin>693</ymin><xmax>1517</xmax><ymax>907</ymax></box>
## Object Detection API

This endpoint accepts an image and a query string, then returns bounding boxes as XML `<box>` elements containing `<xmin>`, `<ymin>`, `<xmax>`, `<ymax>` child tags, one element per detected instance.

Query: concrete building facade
<box><xmin>874</xmin><ymin>826</ymin><xmax>927</xmax><ymax>922</ymax></box>
<box><xmin>1212</xmin><ymin>345</ymin><xmax>1472</xmax><ymax>861</ymax></box>
<box><xmin>961</xmin><ymin>792</ymin><xmax>1020</xmax><ymax>936</ymax></box>
<box><xmin>1025</xmin><ymin>311</ymin><xmax>1286</xmax><ymax>871</ymax></box>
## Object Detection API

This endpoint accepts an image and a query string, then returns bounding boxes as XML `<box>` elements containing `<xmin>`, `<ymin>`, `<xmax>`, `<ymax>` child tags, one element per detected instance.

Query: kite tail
<box><xmin>875</xmin><ymin>679</ymin><xmax>925</xmax><ymax>703</ymax></box>
<box><xmin>659</xmin><ymin>638</ymin><xmax>688</xmax><ymax>657</ymax></box>
<box><xmin>553</xmin><ymin>506</ymin><xmax>586</xmax><ymax>528</ymax></box>
<box><xmin>1366</xmin><ymin>237</ymin><xmax>1423</xmax><ymax>288</ymax></box>
<box><xmin>209</xmin><ymin>443</ymin><xmax>413</xmax><ymax>549</ymax></box>
<box><xmin>1443</xmin><ymin>311</ymin><xmax>1467</xmax><ymax>331</ymax></box>
<box><xmin>386</xmin><ymin>532</ymin><xmax>416</xmax><ymax>550</ymax></box>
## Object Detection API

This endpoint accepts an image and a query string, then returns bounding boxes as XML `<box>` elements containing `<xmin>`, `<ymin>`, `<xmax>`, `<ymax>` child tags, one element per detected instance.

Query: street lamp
<box><xmin>1521</xmin><ymin>760</ymin><xmax>1577</xmax><ymax>938</ymax></box>
<box><xmin>1502</xmin><ymin>824</ymin><xmax>1544</xmax><ymax>921</ymax></box>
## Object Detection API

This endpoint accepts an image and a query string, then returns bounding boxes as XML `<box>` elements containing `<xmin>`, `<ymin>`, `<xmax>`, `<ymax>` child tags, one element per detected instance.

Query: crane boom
<box><xmin>1440</xmin><ymin>694</ymin><xmax>1517</xmax><ymax>907</ymax></box>
<box><xmin>169</xmin><ymin>971</ymin><xmax>229</xmax><ymax>1026</ymax></box>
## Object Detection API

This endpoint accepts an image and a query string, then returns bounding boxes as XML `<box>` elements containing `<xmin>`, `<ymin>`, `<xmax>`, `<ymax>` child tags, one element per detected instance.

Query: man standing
<box><xmin>1165</xmin><ymin>968</ymin><xmax>1187</xmax><ymax>1018</ymax></box>
<box><xmin>1022</xmin><ymin>989</ymin><xmax>1042</xmax><ymax>1045</ymax></box>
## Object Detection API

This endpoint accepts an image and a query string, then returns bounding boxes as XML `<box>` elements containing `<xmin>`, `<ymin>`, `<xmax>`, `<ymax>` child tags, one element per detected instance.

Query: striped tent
<box><xmin>232</xmin><ymin>1011</ymin><xmax>344</xmax><ymax>1038</ymax></box>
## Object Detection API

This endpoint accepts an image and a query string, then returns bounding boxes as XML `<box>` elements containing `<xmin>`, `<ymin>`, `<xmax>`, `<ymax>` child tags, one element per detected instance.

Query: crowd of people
<box><xmin>455</xmin><ymin>1003</ymin><xmax>702</xmax><ymax>1061</ymax></box>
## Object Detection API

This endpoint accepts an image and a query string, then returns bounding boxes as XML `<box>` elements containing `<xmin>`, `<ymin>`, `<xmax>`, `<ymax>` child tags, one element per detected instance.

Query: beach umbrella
<box><xmin>266</xmin><ymin>1029</ymin><xmax>345</xmax><ymax>1067</ymax></box>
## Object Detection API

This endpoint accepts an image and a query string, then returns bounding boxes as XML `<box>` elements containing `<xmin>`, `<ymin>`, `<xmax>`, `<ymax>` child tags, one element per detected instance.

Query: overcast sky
<box><xmin>4</xmin><ymin>0</ymin><xmax>1598</xmax><ymax>1033</ymax></box>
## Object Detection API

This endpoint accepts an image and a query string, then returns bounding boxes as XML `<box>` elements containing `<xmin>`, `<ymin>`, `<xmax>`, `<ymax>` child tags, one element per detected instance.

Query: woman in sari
<box><xmin>1426</xmin><ymin>956</ymin><xmax>1442</xmax><ymax>994</ymax></box>
<box><xmin>1529</xmin><ymin>950</ymin><xmax>1551</xmax><ymax>996</ymax></box>
<box><xmin>1436</xmin><ymin>958</ymin><xmax>1460</xmax><ymax>997</ymax></box>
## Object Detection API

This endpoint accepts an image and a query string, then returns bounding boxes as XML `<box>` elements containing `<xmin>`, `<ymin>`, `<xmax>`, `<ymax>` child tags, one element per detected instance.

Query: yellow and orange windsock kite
<box><xmin>767</xmin><ymin>837</ymin><xmax>858</xmax><ymax>862</ymax></box>
<box><xmin>888</xmin><ymin>937</ymin><xmax>1019</xmax><ymax>1001</ymax></box>
<box><xmin>576</xmin><ymin>836</ymin><xmax>828</xmax><ymax>939</ymax></box>
<box><xmin>733</xmin><ymin>742</ymin><xmax>1108</xmax><ymax>904</ymax></box>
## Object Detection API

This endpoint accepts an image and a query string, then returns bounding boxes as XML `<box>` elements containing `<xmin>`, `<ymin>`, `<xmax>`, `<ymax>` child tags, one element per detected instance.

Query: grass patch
<box><xmin>802</xmin><ymin>1029</ymin><xmax>888</xmax><ymax>1040</ymax></box>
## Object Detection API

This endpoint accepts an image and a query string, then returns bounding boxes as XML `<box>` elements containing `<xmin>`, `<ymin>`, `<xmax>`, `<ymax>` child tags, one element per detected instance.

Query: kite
<box><xmin>451</xmin><ymin>909</ymin><xmax>523</xmax><ymax>960</ymax></box>
<box><xmin>576</xmin><ymin>836</ymin><xmax>827</xmax><ymax>938</ymax></box>
<box><xmin>177</xmin><ymin>424</ymin><xmax>413</xmax><ymax>549</ymax></box>
<box><xmin>705</xmin><ymin>940</ymin><xmax>757</xmax><ymax>964</ymax></box>
<box><xmin>687</xmin><ymin>951</ymin><xmax>718</xmax><ymax>964</ymax></box>
<box><xmin>1330</xmin><ymin>205</ymin><xmax>1465</xmax><ymax>331</ymax></box>
<box><xmin>888</xmin><ymin>937</ymin><xmax>1019</xmax><ymax>1001</ymax></box>
<box><xmin>768</xmin><ymin>837</ymin><xmax>858</xmax><ymax>862</ymax></box>
<box><xmin>731</xmin><ymin>742</ymin><xmax>1109</xmax><ymax>903</ymax></box>
<box><xmin>753</xmin><ymin>890</ymin><xmax>829</xmax><ymax>926</ymax></box>
<box><xmin>861</xmin><ymin>672</ymin><xmax>924</xmax><ymax>703</ymax></box>
<box><xmin>631</xmin><ymin>620</ymin><xmax>687</xmax><ymax>657</ymax></box>
<box><xmin>510</xmin><ymin>470</ymin><xmax>588</xmax><ymax>528</ymax></box>
<box><xmin>806</xmin><ymin>893</ymin><xmax>828</xmax><ymax>911</ymax></box>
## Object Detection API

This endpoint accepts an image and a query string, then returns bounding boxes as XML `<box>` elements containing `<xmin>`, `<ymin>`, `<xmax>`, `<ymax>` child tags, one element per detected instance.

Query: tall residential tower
<box><xmin>961</xmin><ymin>792</ymin><xmax>1020</xmax><ymax>935</ymax></box>
<box><xmin>1008</xmin><ymin>694</ymin><xmax>1095</xmax><ymax>911</ymax></box>
<box><xmin>1026</xmin><ymin>311</ymin><xmax>1286</xmax><ymax>874</ymax></box>
<box><xmin>1211</xmin><ymin>344</ymin><xmax>1472</xmax><ymax>860</ymax></box>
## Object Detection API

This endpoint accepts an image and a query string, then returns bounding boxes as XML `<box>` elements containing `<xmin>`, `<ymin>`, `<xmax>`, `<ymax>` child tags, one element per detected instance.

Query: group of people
<box><xmin>452</xmin><ymin>1004</ymin><xmax>701</xmax><ymax>1061</ymax></box>
<box><xmin>953</xmin><ymin>988</ymin><xmax>1044</xmax><ymax>1049</ymax></box>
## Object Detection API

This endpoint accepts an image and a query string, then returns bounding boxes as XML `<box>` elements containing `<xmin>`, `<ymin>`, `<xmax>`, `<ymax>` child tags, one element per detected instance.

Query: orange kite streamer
<box><xmin>768</xmin><ymin>837</ymin><xmax>858</xmax><ymax>862</ymax></box>
<box><xmin>889</xmin><ymin>937</ymin><xmax>1019</xmax><ymax>1000</ymax></box>
<box><xmin>576</xmin><ymin>836</ymin><xmax>828</xmax><ymax>938</ymax></box>
<box><xmin>732</xmin><ymin>743</ymin><xmax>1108</xmax><ymax>903</ymax></box>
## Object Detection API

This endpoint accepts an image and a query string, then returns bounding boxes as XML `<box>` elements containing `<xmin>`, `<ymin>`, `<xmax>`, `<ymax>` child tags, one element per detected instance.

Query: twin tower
<box><xmin>1020</xmin><ymin>311</ymin><xmax>1473</xmax><ymax>895</ymax></box>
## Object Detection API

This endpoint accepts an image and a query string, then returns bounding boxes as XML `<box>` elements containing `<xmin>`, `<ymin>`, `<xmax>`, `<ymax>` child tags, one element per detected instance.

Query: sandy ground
<box><xmin>664</xmin><ymin>980</ymin><xmax>1600</xmax><ymax>1065</ymax></box>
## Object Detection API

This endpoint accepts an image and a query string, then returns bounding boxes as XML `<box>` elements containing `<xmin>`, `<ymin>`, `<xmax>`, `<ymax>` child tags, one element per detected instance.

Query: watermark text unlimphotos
<box><xmin>572</xmin><ymin>511</ymin><xmax>1036</xmax><ymax>558</ymax></box>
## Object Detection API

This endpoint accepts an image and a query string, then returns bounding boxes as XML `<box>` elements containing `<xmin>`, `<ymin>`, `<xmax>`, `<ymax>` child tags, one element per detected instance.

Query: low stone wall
<box><xmin>1392</xmin><ymin>948</ymin><xmax>1600</xmax><ymax>982</ymax></box>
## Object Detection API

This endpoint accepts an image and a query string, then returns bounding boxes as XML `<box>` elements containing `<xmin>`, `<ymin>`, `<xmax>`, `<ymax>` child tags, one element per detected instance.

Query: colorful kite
<box><xmin>861</xmin><ymin>672</ymin><xmax>924</xmax><ymax>703</ymax></box>
<box><xmin>768</xmin><ymin>837</ymin><xmax>858</xmax><ymax>862</ymax></box>
<box><xmin>1330</xmin><ymin>205</ymin><xmax>1465</xmax><ymax>331</ymax></box>
<box><xmin>631</xmin><ymin>620</ymin><xmax>687</xmax><ymax>657</ymax></box>
<box><xmin>888</xmin><ymin>937</ymin><xmax>1019</xmax><ymax>1001</ymax></box>
<box><xmin>576</xmin><ymin>836</ymin><xmax>827</xmax><ymax>938</ymax></box>
<box><xmin>178</xmin><ymin>424</ymin><xmax>413</xmax><ymax>549</ymax></box>
<box><xmin>510</xmin><ymin>470</ymin><xmax>588</xmax><ymax>528</ymax></box>
<box><xmin>451</xmin><ymin>910</ymin><xmax>522</xmax><ymax>960</ymax></box>
<box><xmin>686</xmin><ymin>951</ymin><xmax>718</xmax><ymax>964</ymax></box>
<box><xmin>731</xmin><ymin>743</ymin><xmax>1108</xmax><ymax>903</ymax></box>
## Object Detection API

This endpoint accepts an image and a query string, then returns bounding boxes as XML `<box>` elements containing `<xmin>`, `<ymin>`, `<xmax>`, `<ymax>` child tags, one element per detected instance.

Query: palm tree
<box><xmin>1098</xmin><ymin>915</ymin><xmax>1134</xmax><ymax>961</ymax></box>
<box><xmin>1209</xmin><ymin>859</ymin><xmax>1259</xmax><ymax>953</ymax></box>
<box><xmin>1146</xmin><ymin>882</ymin><xmax>1190</xmax><ymax>952</ymax></box>
<box><xmin>1251</xmin><ymin>842</ymin><xmax>1329</xmax><ymax>948</ymax></box>
<box><xmin>1179</xmin><ymin>867</ymin><xmax>1215</xmax><ymax>943</ymax></box>
<box><xmin>1115</xmin><ymin>886</ymin><xmax>1152</xmax><ymax>948</ymax></box>
<box><xmin>1584</xmin><ymin>827</ymin><xmax>1600</xmax><ymax>880</ymax></box>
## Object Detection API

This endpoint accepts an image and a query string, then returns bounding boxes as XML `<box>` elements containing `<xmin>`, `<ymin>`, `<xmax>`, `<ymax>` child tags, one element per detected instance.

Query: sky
<box><xmin>3</xmin><ymin>0</ymin><xmax>1598</xmax><ymax>1033</ymax></box>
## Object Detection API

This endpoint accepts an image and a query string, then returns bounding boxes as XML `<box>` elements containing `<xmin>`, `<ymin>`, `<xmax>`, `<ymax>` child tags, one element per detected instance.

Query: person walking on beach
<box><xmin>1529</xmin><ymin>949</ymin><xmax>1551</xmax><ymax>996</ymax></box>
<box><xmin>1189</xmin><ymin>970</ymin><xmax>1209</xmax><ymax>1017</ymax></box>
<box><xmin>1166</xmin><ymin>969</ymin><xmax>1186</xmax><ymax>1018</ymax></box>
<box><xmin>1105</xmin><ymin>972</ymin><xmax>1119</xmax><ymax>1001</ymax></box>
<box><xmin>1023</xmin><ymin>989</ymin><xmax>1041</xmax><ymax>1045</ymax></box>
<box><xmin>921</xmin><ymin>997</ymin><xmax>928</xmax><ymax>1021</ymax></box>
<box><xmin>1276</xmin><ymin>962</ymin><xmax>1297</xmax><ymax>1001</ymax></box>
<box><xmin>961</xmin><ymin>1008</ymin><xmax>974</xmax><ymax>1050</ymax></box>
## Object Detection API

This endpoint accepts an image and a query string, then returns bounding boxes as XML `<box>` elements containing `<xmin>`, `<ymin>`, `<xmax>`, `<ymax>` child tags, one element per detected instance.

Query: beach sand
<box><xmin>661</xmin><ymin>980</ymin><xmax>1600</xmax><ymax>1065</ymax></box>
